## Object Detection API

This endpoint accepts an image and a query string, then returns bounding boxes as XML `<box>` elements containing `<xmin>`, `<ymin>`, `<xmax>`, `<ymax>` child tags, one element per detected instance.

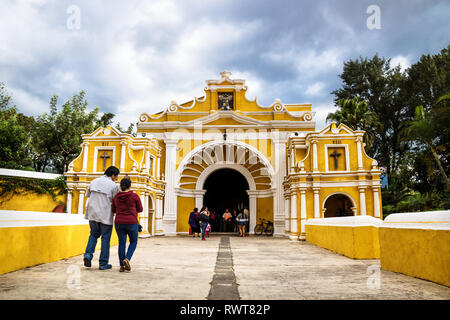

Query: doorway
<box><xmin>203</xmin><ymin>168</ymin><xmax>249</xmax><ymax>232</ymax></box>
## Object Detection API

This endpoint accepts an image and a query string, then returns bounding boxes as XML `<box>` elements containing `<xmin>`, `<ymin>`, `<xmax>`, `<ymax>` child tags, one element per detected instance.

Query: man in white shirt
<box><xmin>83</xmin><ymin>166</ymin><xmax>120</xmax><ymax>270</ymax></box>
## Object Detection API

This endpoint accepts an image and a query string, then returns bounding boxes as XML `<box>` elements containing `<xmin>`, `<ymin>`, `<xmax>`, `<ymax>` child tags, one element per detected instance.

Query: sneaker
<box><xmin>201</xmin><ymin>238</ymin><xmax>205</xmax><ymax>240</ymax></box>
<box><xmin>119</xmin><ymin>266</ymin><xmax>125</xmax><ymax>272</ymax></box>
<box><xmin>99</xmin><ymin>264</ymin><xmax>112</xmax><ymax>270</ymax></box>
<box><xmin>122</xmin><ymin>258</ymin><xmax>131</xmax><ymax>271</ymax></box>
<box><xmin>83</xmin><ymin>257</ymin><xmax>91</xmax><ymax>267</ymax></box>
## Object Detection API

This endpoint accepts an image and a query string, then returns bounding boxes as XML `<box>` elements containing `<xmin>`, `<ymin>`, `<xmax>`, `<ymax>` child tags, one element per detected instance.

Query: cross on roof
<box><xmin>100</xmin><ymin>151</ymin><xmax>110</xmax><ymax>171</ymax></box>
<box><xmin>330</xmin><ymin>150</ymin><xmax>341</xmax><ymax>170</ymax></box>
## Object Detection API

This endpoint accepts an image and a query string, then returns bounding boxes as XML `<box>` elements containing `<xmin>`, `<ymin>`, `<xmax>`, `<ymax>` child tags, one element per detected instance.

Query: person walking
<box><xmin>199</xmin><ymin>207</ymin><xmax>210</xmax><ymax>240</ymax></box>
<box><xmin>237</xmin><ymin>209</ymin><xmax>249</xmax><ymax>237</ymax></box>
<box><xmin>189</xmin><ymin>208</ymin><xmax>200</xmax><ymax>237</ymax></box>
<box><xmin>83</xmin><ymin>166</ymin><xmax>120</xmax><ymax>270</ymax></box>
<box><xmin>112</xmin><ymin>177</ymin><xmax>143</xmax><ymax>272</ymax></box>
<box><xmin>223</xmin><ymin>209</ymin><xmax>232</xmax><ymax>232</ymax></box>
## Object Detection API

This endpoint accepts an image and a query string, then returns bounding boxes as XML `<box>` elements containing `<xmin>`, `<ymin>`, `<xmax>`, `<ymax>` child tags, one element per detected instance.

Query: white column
<box><xmin>249</xmin><ymin>194</ymin><xmax>257</xmax><ymax>234</ymax></box>
<box><xmin>312</xmin><ymin>139</ymin><xmax>318</xmax><ymax>172</ymax></box>
<box><xmin>359</xmin><ymin>187</ymin><xmax>367</xmax><ymax>216</ymax></box>
<box><xmin>155</xmin><ymin>195</ymin><xmax>164</xmax><ymax>235</ymax></box>
<box><xmin>195</xmin><ymin>190</ymin><xmax>206</xmax><ymax>210</ymax></box>
<box><xmin>81</xmin><ymin>143</ymin><xmax>89</xmax><ymax>172</ymax></box>
<box><xmin>356</xmin><ymin>136</ymin><xmax>363</xmax><ymax>170</ymax></box>
<box><xmin>66</xmin><ymin>190</ymin><xmax>73</xmax><ymax>214</ymax></box>
<box><xmin>157</xmin><ymin>156</ymin><xmax>161</xmax><ymax>179</ymax></box>
<box><xmin>145</xmin><ymin>149</ymin><xmax>151</xmax><ymax>173</ymax></box>
<box><xmin>163</xmin><ymin>138</ymin><xmax>179</xmax><ymax>235</ymax></box>
<box><xmin>300</xmin><ymin>189</ymin><xmax>307</xmax><ymax>239</ymax></box>
<box><xmin>272</xmin><ymin>135</ymin><xmax>287</xmax><ymax>236</ymax></box>
<box><xmin>373</xmin><ymin>188</ymin><xmax>381</xmax><ymax>218</ymax></box>
<box><xmin>139</xmin><ymin>193</ymin><xmax>150</xmax><ymax>238</ymax></box>
<box><xmin>120</xmin><ymin>141</ymin><xmax>126</xmax><ymax>171</ymax></box>
<box><xmin>77</xmin><ymin>190</ymin><xmax>85</xmax><ymax>215</ymax></box>
<box><xmin>285</xmin><ymin>195</ymin><xmax>291</xmax><ymax>234</ymax></box>
<box><xmin>290</xmin><ymin>148</ymin><xmax>295</xmax><ymax>173</ymax></box>
<box><xmin>290</xmin><ymin>190</ymin><xmax>298</xmax><ymax>239</ymax></box>
<box><xmin>313</xmin><ymin>188</ymin><xmax>320</xmax><ymax>218</ymax></box>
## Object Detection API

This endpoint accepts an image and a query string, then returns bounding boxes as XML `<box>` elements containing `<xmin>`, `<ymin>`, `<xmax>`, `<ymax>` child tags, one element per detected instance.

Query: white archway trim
<box><xmin>195</xmin><ymin>163</ymin><xmax>256</xmax><ymax>190</ymax></box>
<box><xmin>322</xmin><ymin>191</ymin><xmax>358</xmax><ymax>216</ymax></box>
<box><xmin>175</xmin><ymin>140</ymin><xmax>275</xmax><ymax>187</ymax></box>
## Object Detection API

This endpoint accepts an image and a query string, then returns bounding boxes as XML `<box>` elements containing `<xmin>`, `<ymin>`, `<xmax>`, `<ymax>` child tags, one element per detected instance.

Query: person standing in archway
<box><xmin>199</xmin><ymin>207</ymin><xmax>210</xmax><ymax>240</ymax></box>
<box><xmin>237</xmin><ymin>209</ymin><xmax>249</xmax><ymax>237</ymax></box>
<box><xmin>188</xmin><ymin>208</ymin><xmax>200</xmax><ymax>237</ymax></box>
<box><xmin>223</xmin><ymin>209</ymin><xmax>232</xmax><ymax>232</ymax></box>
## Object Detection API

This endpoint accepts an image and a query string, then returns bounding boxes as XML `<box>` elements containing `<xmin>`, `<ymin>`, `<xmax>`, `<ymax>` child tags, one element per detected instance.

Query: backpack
<box><xmin>199</xmin><ymin>212</ymin><xmax>209</xmax><ymax>222</ymax></box>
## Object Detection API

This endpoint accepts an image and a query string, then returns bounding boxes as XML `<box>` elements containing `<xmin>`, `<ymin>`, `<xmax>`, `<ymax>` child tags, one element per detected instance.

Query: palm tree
<box><xmin>326</xmin><ymin>97</ymin><xmax>377</xmax><ymax>149</ymax></box>
<box><xmin>405</xmin><ymin>100</ymin><xmax>450</xmax><ymax>192</ymax></box>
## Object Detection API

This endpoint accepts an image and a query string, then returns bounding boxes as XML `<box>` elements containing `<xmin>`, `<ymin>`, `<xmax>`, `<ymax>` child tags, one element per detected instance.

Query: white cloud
<box><xmin>305</xmin><ymin>82</ymin><xmax>325</xmax><ymax>96</ymax></box>
<box><xmin>390</xmin><ymin>55</ymin><xmax>410</xmax><ymax>71</ymax></box>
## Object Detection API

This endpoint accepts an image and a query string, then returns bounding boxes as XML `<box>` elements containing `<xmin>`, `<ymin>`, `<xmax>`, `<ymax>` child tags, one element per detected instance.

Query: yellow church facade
<box><xmin>64</xmin><ymin>71</ymin><xmax>382</xmax><ymax>239</ymax></box>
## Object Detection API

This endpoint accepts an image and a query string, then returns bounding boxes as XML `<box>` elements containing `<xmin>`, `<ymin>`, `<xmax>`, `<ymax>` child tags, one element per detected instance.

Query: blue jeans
<box><xmin>115</xmin><ymin>224</ymin><xmax>139</xmax><ymax>266</ymax></box>
<box><xmin>200</xmin><ymin>221</ymin><xmax>208</xmax><ymax>239</ymax></box>
<box><xmin>84</xmin><ymin>221</ymin><xmax>113</xmax><ymax>267</ymax></box>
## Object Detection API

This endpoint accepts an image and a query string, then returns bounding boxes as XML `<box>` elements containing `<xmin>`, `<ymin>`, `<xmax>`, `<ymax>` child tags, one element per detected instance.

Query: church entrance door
<box><xmin>323</xmin><ymin>194</ymin><xmax>354</xmax><ymax>218</ymax></box>
<box><xmin>203</xmin><ymin>168</ymin><xmax>249</xmax><ymax>233</ymax></box>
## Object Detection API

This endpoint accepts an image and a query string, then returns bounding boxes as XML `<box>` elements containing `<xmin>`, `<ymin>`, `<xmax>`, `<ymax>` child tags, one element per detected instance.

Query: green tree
<box><xmin>35</xmin><ymin>91</ymin><xmax>100</xmax><ymax>173</ymax></box>
<box><xmin>0</xmin><ymin>83</ymin><xmax>33</xmax><ymax>170</ymax></box>
<box><xmin>326</xmin><ymin>97</ymin><xmax>377</xmax><ymax>149</ymax></box>
<box><xmin>331</xmin><ymin>54</ymin><xmax>408</xmax><ymax>178</ymax></box>
<box><xmin>405</xmin><ymin>103</ymin><xmax>450</xmax><ymax>192</ymax></box>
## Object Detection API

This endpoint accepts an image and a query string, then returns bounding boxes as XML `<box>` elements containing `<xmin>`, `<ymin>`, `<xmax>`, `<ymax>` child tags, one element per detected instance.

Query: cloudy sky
<box><xmin>1</xmin><ymin>0</ymin><xmax>449</xmax><ymax>130</ymax></box>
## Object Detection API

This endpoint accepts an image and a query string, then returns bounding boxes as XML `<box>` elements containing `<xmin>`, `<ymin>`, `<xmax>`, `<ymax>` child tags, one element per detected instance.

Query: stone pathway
<box><xmin>0</xmin><ymin>236</ymin><xmax>448</xmax><ymax>300</ymax></box>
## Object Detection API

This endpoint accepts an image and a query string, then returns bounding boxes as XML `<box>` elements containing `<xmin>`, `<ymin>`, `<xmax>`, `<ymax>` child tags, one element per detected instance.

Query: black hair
<box><xmin>194</xmin><ymin>208</ymin><xmax>198</xmax><ymax>212</ymax></box>
<box><xmin>120</xmin><ymin>177</ymin><xmax>132</xmax><ymax>191</ymax></box>
<box><xmin>104</xmin><ymin>166</ymin><xmax>120</xmax><ymax>177</ymax></box>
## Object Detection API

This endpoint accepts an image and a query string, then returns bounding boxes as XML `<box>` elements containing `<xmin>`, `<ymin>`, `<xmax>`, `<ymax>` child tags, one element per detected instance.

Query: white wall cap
<box><xmin>305</xmin><ymin>215</ymin><xmax>382</xmax><ymax>227</ymax></box>
<box><xmin>0</xmin><ymin>168</ymin><xmax>62</xmax><ymax>180</ymax></box>
<box><xmin>0</xmin><ymin>210</ymin><xmax>88</xmax><ymax>228</ymax></box>
<box><xmin>381</xmin><ymin>210</ymin><xmax>450</xmax><ymax>230</ymax></box>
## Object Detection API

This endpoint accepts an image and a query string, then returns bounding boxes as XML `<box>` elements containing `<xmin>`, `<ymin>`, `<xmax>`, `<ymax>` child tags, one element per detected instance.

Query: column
<box><xmin>247</xmin><ymin>190</ymin><xmax>257</xmax><ymax>234</ymax></box>
<box><xmin>139</xmin><ymin>193</ymin><xmax>150</xmax><ymax>238</ymax></box>
<box><xmin>155</xmin><ymin>195</ymin><xmax>164</xmax><ymax>235</ymax></box>
<box><xmin>77</xmin><ymin>189</ymin><xmax>85</xmax><ymax>215</ymax></box>
<box><xmin>195</xmin><ymin>190</ymin><xmax>206</xmax><ymax>211</ymax></box>
<box><xmin>284</xmin><ymin>194</ymin><xmax>291</xmax><ymax>234</ymax></box>
<box><xmin>66</xmin><ymin>190</ymin><xmax>73</xmax><ymax>214</ymax></box>
<box><xmin>356</xmin><ymin>136</ymin><xmax>363</xmax><ymax>170</ymax></box>
<box><xmin>120</xmin><ymin>141</ymin><xmax>127</xmax><ymax>171</ymax></box>
<box><xmin>272</xmin><ymin>135</ymin><xmax>287</xmax><ymax>236</ymax></box>
<box><xmin>299</xmin><ymin>188</ymin><xmax>307</xmax><ymax>239</ymax></box>
<box><xmin>313</xmin><ymin>188</ymin><xmax>320</xmax><ymax>218</ymax></box>
<box><xmin>290</xmin><ymin>189</ymin><xmax>298</xmax><ymax>239</ymax></box>
<box><xmin>145</xmin><ymin>149</ymin><xmax>151</xmax><ymax>173</ymax></box>
<box><xmin>290</xmin><ymin>148</ymin><xmax>295</xmax><ymax>173</ymax></box>
<box><xmin>311</xmin><ymin>139</ymin><xmax>318</xmax><ymax>172</ymax></box>
<box><xmin>81</xmin><ymin>143</ymin><xmax>89</xmax><ymax>172</ymax></box>
<box><xmin>157</xmin><ymin>155</ymin><xmax>161</xmax><ymax>179</ymax></box>
<box><xmin>163</xmin><ymin>137</ymin><xmax>179</xmax><ymax>235</ymax></box>
<box><xmin>359</xmin><ymin>187</ymin><xmax>367</xmax><ymax>215</ymax></box>
<box><xmin>373</xmin><ymin>187</ymin><xmax>381</xmax><ymax>218</ymax></box>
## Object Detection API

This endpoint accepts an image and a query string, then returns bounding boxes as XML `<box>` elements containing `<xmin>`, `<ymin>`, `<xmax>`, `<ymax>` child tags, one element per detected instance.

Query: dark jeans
<box><xmin>115</xmin><ymin>223</ymin><xmax>139</xmax><ymax>266</ymax></box>
<box><xmin>200</xmin><ymin>221</ymin><xmax>208</xmax><ymax>239</ymax></box>
<box><xmin>84</xmin><ymin>221</ymin><xmax>113</xmax><ymax>267</ymax></box>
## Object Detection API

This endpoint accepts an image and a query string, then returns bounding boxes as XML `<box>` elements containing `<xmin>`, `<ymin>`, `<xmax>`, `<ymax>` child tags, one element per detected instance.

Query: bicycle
<box><xmin>254</xmin><ymin>218</ymin><xmax>274</xmax><ymax>236</ymax></box>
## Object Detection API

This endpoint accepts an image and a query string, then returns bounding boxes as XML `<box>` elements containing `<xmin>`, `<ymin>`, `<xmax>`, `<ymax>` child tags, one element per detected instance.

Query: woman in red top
<box><xmin>112</xmin><ymin>178</ymin><xmax>143</xmax><ymax>272</ymax></box>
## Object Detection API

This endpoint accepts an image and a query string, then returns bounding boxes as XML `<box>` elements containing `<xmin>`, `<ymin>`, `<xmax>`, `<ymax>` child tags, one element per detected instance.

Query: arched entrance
<box><xmin>203</xmin><ymin>168</ymin><xmax>249</xmax><ymax>233</ymax></box>
<box><xmin>323</xmin><ymin>193</ymin><xmax>355</xmax><ymax>218</ymax></box>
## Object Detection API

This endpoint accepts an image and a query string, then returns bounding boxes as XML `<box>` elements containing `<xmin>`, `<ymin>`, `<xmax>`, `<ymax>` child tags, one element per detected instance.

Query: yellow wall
<box><xmin>256</xmin><ymin>197</ymin><xmax>273</xmax><ymax>226</ymax></box>
<box><xmin>379</xmin><ymin>227</ymin><xmax>450</xmax><ymax>287</ymax></box>
<box><xmin>0</xmin><ymin>192</ymin><xmax>66</xmax><ymax>212</ymax></box>
<box><xmin>0</xmin><ymin>225</ymin><xmax>119</xmax><ymax>275</ymax></box>
<box><xmin>177</xmin><ymin>196</ymin><xmax>195</xmax><ymax>233</ymax></box>
<box><xmin>305</xmin><ymin>225</ymin><xmax>380</xmax><ymax>259</ymax></box>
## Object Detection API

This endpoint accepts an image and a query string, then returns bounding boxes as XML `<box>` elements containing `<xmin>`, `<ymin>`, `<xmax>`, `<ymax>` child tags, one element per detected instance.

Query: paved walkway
<box><xmin>0</xmin><ymin>236</ymin><xmax>449</xmax><ymax>300</ymax></box>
